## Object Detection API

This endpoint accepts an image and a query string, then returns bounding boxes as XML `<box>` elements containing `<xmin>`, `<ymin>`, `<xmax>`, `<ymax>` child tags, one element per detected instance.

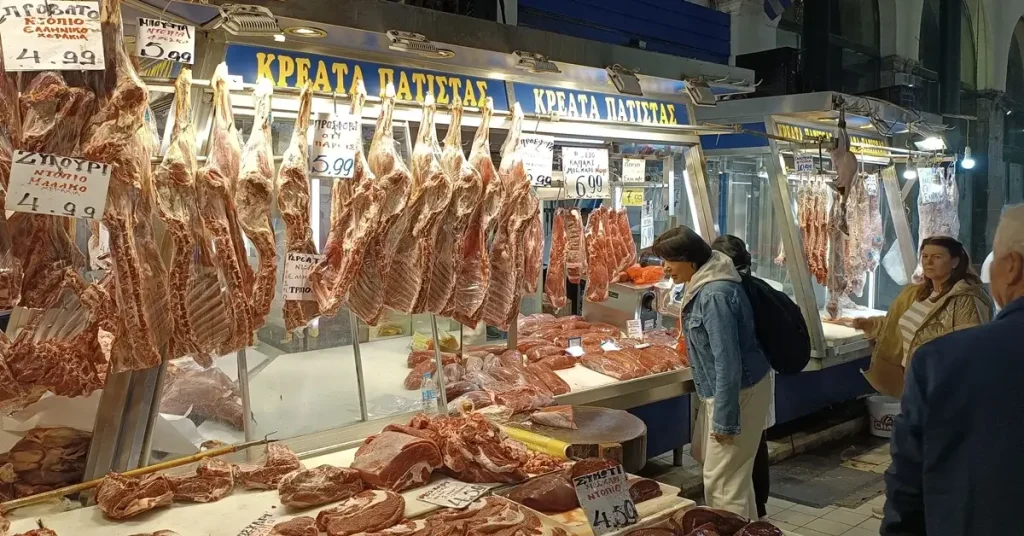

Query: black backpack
<box><xmin>739</xmin><ymin>273</ymin><xmax>811</xmax><ymax>374</ymax></box>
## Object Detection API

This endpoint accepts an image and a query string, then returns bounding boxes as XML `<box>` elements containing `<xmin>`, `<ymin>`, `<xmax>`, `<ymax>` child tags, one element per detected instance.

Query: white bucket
<box><xmin>866</xmin><ymin>395</ymin><xmax>900</xmax><ymax>438</ymax></box>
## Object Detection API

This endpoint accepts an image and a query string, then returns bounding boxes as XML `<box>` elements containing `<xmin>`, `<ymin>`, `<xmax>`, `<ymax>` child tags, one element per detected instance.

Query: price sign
<box><xmin>795</xmin><ymin>154</ymin><xmax>814</xmax><ymax>173</ymax></box>
<box><xmin>518</xmin><ymin>134</ymin><xmax>554</xmax><ymax>187</ymax></box>
<box><xmin>7</xmin><ymin>150</ymin><xmax>109</xmax><ymax>219</ymax></box>
<box><xmin>626</xmin><ymin>319</ymin><xmax>643</xmax><ymax>340</ymax></box>
<box><xmin>236</xmin><ymin>512</ymin><xmax>274</xmax><ymax>536</ymax></box>
<box><xmin>622</xmin><ymin>158</ymin><xmax>646</xmax><ymax>183</ymax></box>
<box><xmin>309</xmin><ymin>113</ymin><xmax>360</xmax><ymax>179</ymax></box>
<box><xmin>283</xmin><ymin>252</ymin><xmax>323</xmax><ymax>301</ymax></box>
<box><xmin>621</xmin><ymin>188</ymin><xmax>644</xmax><ymax>207</ymax></box>
<box><xmin>418</xmin><ymin>481</ymin><xmax>491</xmax><ymax>509</ymax></box>
<box><xmin>563</xmin><ymin>147</ymin><xmax>610</xmax><ymax>199</ymax></box>
<box><xmin>573</xmin><ymin>464</ymin><xmax>639</xmax><ymax>536</ymax></box>
<box><xmin>0</xmin><ymin>1</ymin><xmax>104</xmax><ymax>71</ymax></box>
<box><xmin>136</xmin><ymin>17</ymin><xmax>195</xmax><ymax>64</ymax></box>
<box><xmin>600</xmin><ymin>341</ymin><xmax>622</xmax><ymax>352</ymax></box>
<box><xmin>864</xmin><ymin>174</ymin><xmax>879</xmax><ymax>196</ymax></box>
<box><xmin>640</xmin><ymin>215</ymin><xmax>654</xmax><ymax>249</ymax></box>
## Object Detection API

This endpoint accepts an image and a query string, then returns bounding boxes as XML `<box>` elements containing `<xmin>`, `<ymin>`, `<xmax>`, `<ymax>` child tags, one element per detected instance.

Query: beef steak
<box><xmin>278</xmin><ymin>464</ymin><xmax>364</xmax><ymax>508</ymax></box>
<box><xmin>350</xmin><ymin>431</ymin><xmax>442</xmax><ymax>491</ymax></box>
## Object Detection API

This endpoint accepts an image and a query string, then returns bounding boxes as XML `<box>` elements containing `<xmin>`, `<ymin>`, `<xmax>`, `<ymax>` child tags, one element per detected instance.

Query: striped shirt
<box><xmin>898</xmin><ymin>292</ymin><xmax>942</xmax><ymax>366</ymax></box>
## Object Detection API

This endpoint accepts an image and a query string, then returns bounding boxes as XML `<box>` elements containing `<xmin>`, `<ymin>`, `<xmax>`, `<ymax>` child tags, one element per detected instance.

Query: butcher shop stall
<box><xmin>0</xmin><ymin>0</ymin><xmax>795</xmax><ymax>534</ymax></box>
<box><xmin>693</xmin><ymin>92</ymin><xmax>958</xmax><ymax>424</ymax></box>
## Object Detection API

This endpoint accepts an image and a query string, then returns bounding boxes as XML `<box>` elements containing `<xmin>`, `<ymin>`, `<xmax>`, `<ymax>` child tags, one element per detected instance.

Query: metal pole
<box><xmin>138</xmin><ymin>360</ymin><xmax>169</xmax><ymax>467</ymax></box>
<box><xmin>350</xmin><ymin>311</ymin><xmax>369</xmax><ymax>422</ymax></box>
<box><xmin>236</xmin><ymin>349</ymin><xmax>253</xmax><ymax>452</ymax></box>
<box><xmin>881</xmin><ymin>166</ymin><xmax>918</xmax><ymax>282</ymax></box>
<box><xmin>429</xmin><ymin>315</ymin><xmax>449</xmax><ymax>412</ymax></box>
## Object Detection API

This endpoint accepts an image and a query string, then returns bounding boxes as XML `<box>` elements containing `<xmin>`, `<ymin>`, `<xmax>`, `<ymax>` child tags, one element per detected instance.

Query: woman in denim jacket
<box><xmin>653</xmin><ymin>226</ymin><xmax>771</xmax><ymax>520</ymax></box>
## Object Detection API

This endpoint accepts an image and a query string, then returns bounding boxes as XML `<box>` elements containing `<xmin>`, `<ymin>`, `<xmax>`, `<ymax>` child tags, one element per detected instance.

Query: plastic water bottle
<box><xmin>421</xmin><ymin>372</ymin><xmax>437</xmax><ymax>414</ymax></box>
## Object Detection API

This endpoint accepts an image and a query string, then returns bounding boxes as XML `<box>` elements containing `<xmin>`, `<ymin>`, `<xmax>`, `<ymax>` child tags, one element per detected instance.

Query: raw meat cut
<box><xmin>526</xmin><ymin>364</ymin><xmax>571</xmax><ymax>396</ymax></box>
<box><xmin>278</xmin><ymin>465</ymin><xmax>364</xmax><ymax>508</ymax></box>
<box><xmin>407</xmin><ymin>350</ymin><xmax>460</xmax><ymax>368</ymax></box>
<box><xmin>234</xmin><ymin>443</ymin><xmax>304</xmax><ymax>490</ymax></box>
<box><xmin>493</xmin><ymin>386</ymin><xmax>554</xmax><ymax>413</ymax></box>
<box><xmin>315</xmin><ymin>490</ymin><xmax>405</xmax><ymax>536</ymax></box>
<box><xmin>13</xmin><ymin>530</ymin><xmax>57</xmax><ymax>536</ymax></box>
<box><xmin>424</xmin><ymin>97</ymin><xmax>483</xmax><ymax>314</ymax></box>
<box><xmin>450</xmin><ymin>98</ymin><xmax>502</xmax><ymax>325</ymax></box>
<box><xmin>545</xmin><ymin>209</ymin><xmax>568</xmax><ymax>309</ymax></box>
<box><xmin>235</xmin><ymin>77</ymin><xmax>277</xmax><ymax>330</ymax></box>
<box><xmin>581</xmin><ymin>351</ymin><xmax>647</xmax><ymax>380</ymax></box>
<box><xmin>196</xmin><ymin>63</ymin><xmax>254</xmax><ymax>355</ymax></box>
<box><xmin>538</xmin><ymin>355</ymin><xmax>576</xmax><ymax>371</ymax></box>
<box><xmin>505</xmin><ymin>471</ymin><xmax>578</xmax><ymax>513</ymax></box>
<box><xmin>167</xmin><ymin>458</ymin><xmax>234</xmax><ymax>503</ymax></box>
<box><xmin>523</xmin><ymin>212</ymin><xmax>543</xmax><ymax>293</ymax></box>
<box><xmin>5</xmin><ymin>427</ymin><xmax>90</xmax><ymax>496</ymax></box>
<box><xmin>309</xmin><ymin>82</ymin><xmax>380</xmax><ymax>317</ymax></box>
<box><xmin>843</xmin><ymin>174</ymin><xmax>884</xmax><ymax>297</ymax></box>
<box><xmin>564</xmin><ymin>209</ymin><xmax>586</xmax><ymax>284</ymax></box>
<box><xmin>160</xmin><ymin>362</ymin><xmax>244</xmax><ymax>430</ymax></box>
<box><xmin>831</xmin><ymin>120</ymin><xmax>858</xmax><ymax>193</ymax></box>
<box><xmin>627</xmin><ymin>477</ymin><xmax>662</xmax><ymax>503</ymax></box>
<box><xmin>634</xmin><ymin>345</ymin><xmax>685</xmax><ymax>373</ymax></box>
<box><xmin>360</xmin><ymin>520</ymin><xmax>433</xmax><ymax>536</ymax></box>
<box><xmin>671</xmin><ymin>507</ymin><xmax>748</xmax><ymax>536</ymax></box>
<box><xmin>615</xmin><ymin>209</ymin><xmax>638</xmax><ymax>272</ymax></box>
<box><xmin>153</xmin><ymin>68</ymin><xmax>207</xmax><ymax>365</ymax></box>
<box><xmin>271</xmin><ymin>517</ymin><xmax>318</xmax><ymax>536</ymax></box>
<box><xmin>624</xmin><ymin>529</ymin><xmax>675</xmax><ymax>536</ymax></box>
<box><xmin>348</xmin><ymin>84</ymin><xmax>411</xmax><ymax>325</ymax></box>
<box><xmin>448</xmin><ymin>390</ymin><xmax>495</xmax><ymax>413</ymax></box>
<box><xmin>825</xmin><ymin>193</ymin><xmax>848</xmax><ymax>319</ymax></box>
<box><xmin>914</xmin><ymin>165</ymin><xmax>960</xmax><ymax>282</ymax></box>
<box><xmin>570</xmin><ymin>458</ymin><xmax>619</xmax><ymax>479</ymax></box>
<box><xmin>530</xmin><ymin>405</ymin><xmax>576</xmax><ymax>428</ymax></box>
<box><xmin>523</xmin><ymin>451</ymin><xmax>568</xmax><ymax>475</ymax></box>
<box><xmin>527</xmin><ymin>345</ymin><xmax>566</xmax><ymax>363</ymax></box>
<box><xmin>350</xmin><ymin>431</ymin><xmax>442</xmax><ymax>491</ymax></box>
<box><xmin>95</xmin><ymin>473</ymin><xmax>173</xmax><ymax>520</ymax></box>
<box><xmin>446</xmin><ymin>381</ymin><xmax>479</xmax><ymax>400</ymax></box>
<box><xmin>129</xmin><ymin>532</ymin><xmax>179</xmax><ymax>536</ymax></box>
<box><xmin>425</xmin><ymin>496</ymin><xmax>555</xmax><ymax>536</ymax></box>
<box><xmin>423</xmin><ymin>413</ymin><xmax>530</xmax><ymax>483</ymax></box>
<box><xmin>584</xmin><ymin>209</ymin><xmax>610</xmax><ymax>302</ymax></box>
<box><xmin>405</xmin><ymin>362</ymin><xmax>436</xmax><ymax>390</ymax></box>
<box><xmin>275</xmin><ymin>82</ymin><xmax>321</xmax><ymax>331</ymax></box>
<box><xmin>733</xmin><ymin>522</ymin><xmax>783</xmax><ymax>535</ymax></box>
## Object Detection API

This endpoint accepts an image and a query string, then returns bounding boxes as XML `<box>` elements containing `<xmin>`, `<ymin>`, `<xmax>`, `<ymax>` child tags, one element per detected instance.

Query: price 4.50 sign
<box><xmin>572</xmin><ymin>464</ymin><xmax>639</xmax><ymax>535</ymax></box>
<box><xmin>309</xmin><ymin>113</ymin><xmax>360</xmax><ymax>179</ymax></box>
<box><xmin>0</xmin><ymin>1</ymin><xmax>104</xmax><ymax>71</ymax></box>
<box><xmin>563</xmin><ymin>147</ymin><xmax>610</xmax><ymax>199</ymax></box>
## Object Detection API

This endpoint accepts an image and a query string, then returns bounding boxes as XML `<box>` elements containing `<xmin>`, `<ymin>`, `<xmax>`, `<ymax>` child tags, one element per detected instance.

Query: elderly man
<box><xmin>883</xmin><ymin>204</ymin><xmax>1024</xmax><ymax>535</ymax></box>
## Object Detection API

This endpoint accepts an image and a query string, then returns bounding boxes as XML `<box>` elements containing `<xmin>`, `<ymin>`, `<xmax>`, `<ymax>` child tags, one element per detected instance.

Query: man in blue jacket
<box><xmin>883</xmin><ymin>204</ymin><xmax>1024</xmax><ymax>535</ymax></box>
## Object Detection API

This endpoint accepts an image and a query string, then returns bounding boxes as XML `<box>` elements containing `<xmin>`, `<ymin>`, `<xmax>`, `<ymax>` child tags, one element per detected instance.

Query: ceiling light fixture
<box><xmin>914</xmin><ymin>136</ymin><xmax>946</xmax><ymax>152</ymax></box>
<box><xmin>606</xmin><ymin>64</ymin><xmax>643</xmax><ymax>96</ymax></box>
<box><xmin>961</xmin><ymin>146</ymin><xmax>976</xmax><ymax>169</ymax></box>
<box><xmin>208</xmin><ymin>4</ymin><xmax>283</xmax><ymax>39</ymax></box>
<box><xmin>903</xmin><ymin>157</ymin><xmax>918</xmax><ymax>180</ymax></box>
<box><xmin>513</xmin><ymin>51</ymin><xmax>560</xmax><ymax>74</ymax></box>
<box><xmin>284</xmin><ymin>26</ymin><xmax>327</xmax><ymax>38</ymax></box>
<box><xmin>387</xmin><ymin>30</ymin><xmax>454</xmax><ymax>59</ymax></box>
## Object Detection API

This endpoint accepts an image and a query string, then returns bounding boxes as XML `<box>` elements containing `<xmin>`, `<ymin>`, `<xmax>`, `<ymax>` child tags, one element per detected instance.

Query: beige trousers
<box><xmin>691</xmin><ymin>375</ymin><xmax>772</xmax><ymax>520</ymax></box>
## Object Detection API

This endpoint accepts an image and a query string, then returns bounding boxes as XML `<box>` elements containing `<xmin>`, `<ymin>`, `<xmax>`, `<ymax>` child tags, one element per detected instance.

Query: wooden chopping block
<box><xmin>507</xmin><ymin>406</ymin><xmax>648</xmax><ymax>472</ymax></box>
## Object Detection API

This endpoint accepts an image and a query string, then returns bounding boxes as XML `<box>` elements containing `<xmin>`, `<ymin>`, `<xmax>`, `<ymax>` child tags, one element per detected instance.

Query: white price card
<box><xmin>418</xmin><ymin>481</ymin><xmax>492</xmax><ymax>509</ymax></box>
<box><xmin>309</xmin><ymin>113</ymin><xmax>360</xmax><ymax>179</ymax></box>
<box><xmin>283</xmin><ymin>252</ymin><xmax>323</xmax><ymax>301</ymax></box>
<box><xmin>0</xmin><ymin>1</ymin><xmax>104</xmax><ymax>71</ymax></box>
<box><xmin>572</xmin><ymin>464</ymin><xmax>639</xmax><ymax>536</ymax></box>
<box><xmin>864</xmin><ymin>174</ymin><xmax>879</xmax><ymax>196</ymax></box>
<box><xmin>563</xmin><ymin>147</ymin><xmax>610</xmax><ymax>199</ymax></box>
<box><xmin>236</xmin><ymin>511</ymin><xmax>274</xmax><ymax>536</ymax></box>
<box><xmin>640</xmin><ymin>215</ymin><xmax>654</xmax><ymax>249</ymax></box>
<box><xmin>137</xmin><ymin>17</ymin><xmax>195</xmax><ymax>64</ymax></box>
<box><xmin>626</xmin><ymin>319</ymin><xmax>643</xmax><ymax>340</ymax></box>
<box><xmin>794</xmin><ymin>154</ymin><xmax>814</xmax><ymax>173</ymax></box>
<box><xmin>7</xmin><ymin>150</ymin><xmax>109</xmax><ymax>219</ymax></box>
<box><xmin>622</xmin><ymin>158</ymin><xmax>646</xmax><ymax>183</ymax></box>
<box><xmin>518</xmin><ymin>134</ymin><xmax>554</xmax><ymax>186</ymax></box>
<box><xmin>600</xmin><ymin>341</ymin><xmax>622</xmax><ymax>352</ymax></box>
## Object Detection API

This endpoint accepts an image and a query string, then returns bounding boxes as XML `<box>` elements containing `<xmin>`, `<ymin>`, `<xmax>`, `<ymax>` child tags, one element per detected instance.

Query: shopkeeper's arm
<box><xmin>881</xmin><ymin>345</ymin><xmax>930</xmax><ymax>536</ymax></box>
<box><xmin>704</xmin><ymin>291</ymin><xmax>743</xmax><ymax>437</ymax></box>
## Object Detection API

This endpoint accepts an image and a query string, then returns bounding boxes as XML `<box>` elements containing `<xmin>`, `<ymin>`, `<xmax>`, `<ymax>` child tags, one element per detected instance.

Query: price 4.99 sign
<box><xmin>7</xmin><ymin>150</ymin><xmax>110</xmax><ymax>219</ymax></box>
<box><xmin>0</xmin><ymin>1</ymin><xmax>104</xmax><ymax>71</ymax></box>
<box><xmin>563</xmin><ymin>147</ymin><xmax>610</xmax><ymax>199</ymax></box>
<box><xmin>572</xmin><ymin>464</ymin><xmax>639</xmax><ymax>535</ymax></box>
<box><xmin>309</xmin><ymin>113</ymin><xmax>360</xmax><ymax>179</ymax></box>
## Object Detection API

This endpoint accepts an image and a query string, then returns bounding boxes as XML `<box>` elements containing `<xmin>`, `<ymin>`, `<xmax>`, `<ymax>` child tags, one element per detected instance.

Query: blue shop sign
<box><xmin>512</xmin><ymin>82</ymin><xmax>690</xmax><ymax>126</ymax></box>
<box><xmin>224</xmin><ymin>44</ymin><xmax>510</xmax><ymax>111</ymax></box>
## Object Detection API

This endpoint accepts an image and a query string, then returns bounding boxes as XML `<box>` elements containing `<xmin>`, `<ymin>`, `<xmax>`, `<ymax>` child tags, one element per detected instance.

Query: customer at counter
<box><xmin>652</xmin><ymin>226</ymin><xmax>771</xmax><ymax>520</ymax></box>
<box><xmin>883</xmin><ymin>205</ymin><xmax>1024</xmax><ymax>536</ymax></box>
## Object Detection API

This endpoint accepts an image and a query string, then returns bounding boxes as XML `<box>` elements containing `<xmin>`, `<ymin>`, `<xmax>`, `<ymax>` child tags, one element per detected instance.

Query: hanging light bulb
<box><xmin>903</xmin><ymin>157</ymin><xmax>918</xmax><ymax>180</ymax></box>
<box><xmin>961</xmin><ymin>146</ymin><xmax>976</xmax><ymax>169</ymax></box>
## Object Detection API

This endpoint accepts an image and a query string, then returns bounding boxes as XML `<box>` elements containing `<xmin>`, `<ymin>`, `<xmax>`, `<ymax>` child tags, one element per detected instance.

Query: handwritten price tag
<box><xmin>563</xmin><ymin>147</ymin><xmax>610</xmax><ymax>199</ymax></box>
<box><xmin>622</xmin><ymin>158</ymin><xmax>645</xmax><ymax>183</ymax></box>
<box><xmin>572</xmin><ymin>464</ymin><xmax>639</xmax><ymax>536</ymax></box>
<box><xmin>309</xmin><ymin>112</ymin><xmax>360</xmax><ymax>179</ymax></box>
<box><xmin>283</xmin><ymin>252</ymin><xmax>323</xmax><ymax>301</ymax></box>
<box><xmin>0</xmin><ymin>1</ymin><xmax>104</xmax><ymax>71</ymax></box>
<box><xmin>137</xmin><ymin>17</ymin><xmax>195</xmax><ymax>64</ymax></box>
<box><xmin>626</xmin><ymin>319</ymin><xmax>643</xmax><ymax>340</ymax></box>
<box><xmin>418</xmin><ymin>481</ymin><xmax>491</xmax><ymax>509</ymax></box>
<box><xmin>7</xmin><ymin>150</ymin><xmax>109</xmax><ymax>219</ymax></box>
<box><xmin>640</xmin><ymin>215</ymin><xmax>654</xmax><ymax>249</ymax></box>
<box><xmin>795</xmin><ymin>154</ymin><xmax>814</xmax><ymax>173</ymax></box>
<box><xmin>518</xmin><ymin>134</ymin><xmax>554</xmax><ymax>186</ymax></box>
<box><xmin>622</xmin><ymin>188</ymin><xmax>644</xmax><ymax>207</ymax></box>
<box><xmin>236</xmin><ymin>512</ymin><xmax>274</xmax><ymax>536</ymax></box>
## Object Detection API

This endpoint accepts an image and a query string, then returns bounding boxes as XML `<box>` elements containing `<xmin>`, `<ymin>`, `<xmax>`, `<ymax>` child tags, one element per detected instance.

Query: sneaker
<box><xmin>872</xmin><ymin>503</ymin><xmax>885</xmax><ymax>518</ymax></box>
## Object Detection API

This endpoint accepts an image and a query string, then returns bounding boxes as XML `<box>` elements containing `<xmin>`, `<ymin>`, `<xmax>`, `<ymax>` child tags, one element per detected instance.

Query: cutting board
<box><xmin>506</xmin><ymin>407</ymin><xmax>647</xmax><ymax>472</ymax></box>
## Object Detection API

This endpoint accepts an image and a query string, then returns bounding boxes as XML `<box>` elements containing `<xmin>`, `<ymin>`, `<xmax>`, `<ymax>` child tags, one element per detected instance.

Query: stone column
<box><xmin>965</xmin><ymin>91</ymin><xmax>1007</xmax><ymax>258</ymax></box>
<box><xmin>718</xmin><ymin>0</ymin><xmax>782</xmax><ymax>62</ymax></box>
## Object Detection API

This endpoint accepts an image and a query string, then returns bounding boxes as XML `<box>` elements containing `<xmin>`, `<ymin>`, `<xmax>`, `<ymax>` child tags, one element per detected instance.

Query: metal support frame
<box><xmin>881</xmin><ymin>166</ymin><xmax>918</xmax><ymax>282</ymax></box>
<box><xmin>683</xmin><ymin>145</ymin><xmax>717</xmax><ymax>241</ymax></box>
<box><xmin>350</xmin><ymin>311</ymin><xmax>369</xmax><ymax>422</ymax></box>
<box><xmin>429</xmin><ymin>315</ymin><xmax>449</xmax><ymax>412</ymax></box>
<box><xmin>764</xmin><ymin>116</ymin><xmax>828</xmax><ymax>359</ymax></box>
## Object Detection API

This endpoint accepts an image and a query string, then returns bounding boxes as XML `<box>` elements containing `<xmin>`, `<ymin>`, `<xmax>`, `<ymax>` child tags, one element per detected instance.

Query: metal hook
<box><xmin>332</xmin><ymin>91</ymin><xmax>338</xmax><ymax>116</ymax></box>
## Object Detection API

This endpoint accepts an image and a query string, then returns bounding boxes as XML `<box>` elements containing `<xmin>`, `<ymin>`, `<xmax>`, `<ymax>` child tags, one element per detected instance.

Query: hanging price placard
<box><xmin>283</xmin><ymin>252</ymin><xmax>323</xmax><ymax>301</ymax></box>
<box><xmin>563</xmin><ymin>147</ymin><xmax>610</xmax><ymax>199</ymax></box>
<box><xmin>573</xmin><ymin>464</ymin><xmax>639</xmax><ymax>536</ymax></box>
<box><xmin>640</xmin><ymin>201</ymin><xmax>654</xmax><ymax>249</ymax></box>
<box><xmin>7</xmin><ymin>150</ymin><xmax>109</xmax><ymax>219</ymax></box>
<box><xmin>794</xmin><ymin>154</ymin><xmax>814</xmax><ymax>173</ymax></box>
<box><xmin>0</xmin><ymin>1</ymin><xmax>104</xmax><ymax>71</ymax></box>
<box><xmin>137</xmin><ymin>17</ymin><xmax>195</xmax><ymax>64</ymax></box>
<box><xmin>309</xmin><ymin>113</ymin><xmax>360</xmax><ymax>179</ymax></box>
<box><xmin>622</xmin><ymin>158</ymin><xmax>646</xmax><ymax>183</ymax></box>
<box><xmin>864</xmin><ymin>174</ymin><xmax>879</xmax><ymax>196</ymax></box>
<box><xmin>518</xmin><ymin>134</ymin><xmax>554</xmax><ymax>187</ymax></box>
<box><xmin>621</xmin><ymin>188</ymin><xmax>644</xmax><ymax>207</ymax></box>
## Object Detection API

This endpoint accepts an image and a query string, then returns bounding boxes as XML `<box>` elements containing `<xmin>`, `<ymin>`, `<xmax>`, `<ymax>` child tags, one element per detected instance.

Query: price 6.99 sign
<box><xmin>563</xmin><ymin>147</ymin><xmax>610</xmax><ymax>199</ymax></box>
<box><xmin>572</xmin><ymin>464</ymin><xmax>639</xmax><ymax>536</ymax></box>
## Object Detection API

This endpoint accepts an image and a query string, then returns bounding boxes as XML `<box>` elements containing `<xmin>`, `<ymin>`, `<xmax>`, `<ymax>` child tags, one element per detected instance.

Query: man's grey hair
<box><xmin>994</xmin><ymin>204</ymin><xmax>1024</xmax><ymax>256</ymax></box>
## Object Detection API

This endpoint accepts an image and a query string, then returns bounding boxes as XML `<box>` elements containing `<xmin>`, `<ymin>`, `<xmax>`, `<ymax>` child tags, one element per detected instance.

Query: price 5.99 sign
<box><xmin>563</xmin><ymin>147</ymin><xmax>610</xmax><ymax>199</ymax></box>
<box><xmin>0</xmin><ymin>1</ymin><xmax>104</xmax><ymax>71</ymax></box>
<box><xmin>572</xmin><ymin>464</ymin><xmax>639</xmax><ymax>535</ymax></box>
<box><xmin>137</xmin><ymin>17</ymin><xmax>195</xmax><ymax>64</ymax></box>
<box><xmin>309</xmin><ymin>113</ymin><xmax>360</xmax><ymax>179</ymax></box>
